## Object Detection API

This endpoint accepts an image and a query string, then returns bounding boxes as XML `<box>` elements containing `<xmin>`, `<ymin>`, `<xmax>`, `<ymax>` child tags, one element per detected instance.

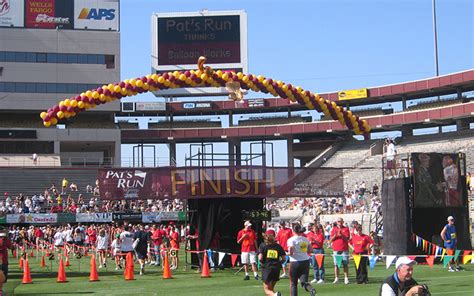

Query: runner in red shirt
<box><xmin>276</xmin><ymin>221</ymin><xmax>293</xmax><ymax>278</ymax></box>
<box><xmin>330</xmin><ymin>218</ymin><xmax>350</xmax><ymax>284</ymax></box>
<box><xmin>0</xmin><ymin>227</ymin><xmax>13</xmax><ymax>294</ymax></box>
<box><xmin>349</xmin><ymin>224</ymin><xmax>374</xmax><ymax>284</ymax></box>
<box><xmin>237</xmin><ymin>221</ymin><xmax>259</xmax><ymax>280</ymax></box>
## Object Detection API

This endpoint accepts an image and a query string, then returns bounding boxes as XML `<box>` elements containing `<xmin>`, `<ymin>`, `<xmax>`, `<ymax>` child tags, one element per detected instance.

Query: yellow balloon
<box><xmin>85</xmin><ymin>91</ymin><xmax>93</xmax><ymax>98</ymax></box>
<box><xmin>257</xmin><ymin>75</ymin><xmax>264</xmax><ymax>82</ymax></box>
<box><xmin>78</xmin><ymin>101</ymin><xmax>85</xmax><ymax>109</ymax></box>
<box><xmin>64</xmin><ymin>99</ymin><xmax>71</xmax><ymax>107</ymax></box>
<box><xmin>136</xmin><ymin>80</ymin><xmax>144</xmax><ymax>88</ymax></box>
<box><xmin>40</xmin><ymin>112</ymin><xmax>47</xmax><ymax>119</ymax></box>
<box><xmin>43</xmin><ymin>121</ymin><xmax>51</xmax><ymax>127</ymax></box>
<box><xmin>157</xmin><ymin>76</ymin><xmax>165</xmax><ymax>84</ymax></box>
<box><xmin>99</xmin><ymin>94</ymin><xmax>106</xmax><ymax>101</ymax></box>
<box><xmin>59</xmin><ymin>101</ymin><xmax>64</xmax><ymax>107</ymax></box>
<box><xmin>222</xmin><ymin>73</ymin><xmax>229</xmax><ymax>81</ymax></box>
<box><xmin>71</xmin><ymin>100</ymin><xmax>78</xmax><ymax>107</ymax></box>
<box><xmin>151</xmin><ymin>74</ymin><xmax>159</xmax><ymax>81</ymax></box>
<box><xmin>57</xmin><ymin>111</ymin><xmax>64</xmax><ymax>119</ymax></box>
<box><xmin>51</xmin><ymin>117</ymin><xmax>57</xmax><ymax>125</ymax></box>
<box><xmin>92</xmin><ymin>92</ymin><xmax>100</xmax><ymax>99</ymax></box>
<box><xmin>114</xmin><ymin>85</ymin><xmax>122</xmax><ymax>93</ymax></box>
<box><xmin>121</xmin><ymin>88</ymin><xmax>128</xmax><ymax>95</ymax></box>
<box><xmin>179</xmin><ymin>74</ymin><xmax>186</xmax><ymax>81</ymax></box>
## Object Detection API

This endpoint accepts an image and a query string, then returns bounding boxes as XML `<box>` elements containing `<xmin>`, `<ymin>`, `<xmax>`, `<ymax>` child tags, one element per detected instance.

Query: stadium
<box><xmin>0</xmin><ymin>1</ymin><xmax>473</xmax><ymax>296</ymax></box>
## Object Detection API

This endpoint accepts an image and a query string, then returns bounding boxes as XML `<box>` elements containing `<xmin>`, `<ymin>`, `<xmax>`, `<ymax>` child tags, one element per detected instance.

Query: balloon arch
<box><xmin>40</xmin><ymin>57</ymin><xmax>371</xmax><ymax>138</ymax></box>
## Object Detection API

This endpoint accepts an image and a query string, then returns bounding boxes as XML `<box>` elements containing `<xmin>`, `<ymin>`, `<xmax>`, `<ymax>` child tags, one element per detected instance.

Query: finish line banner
<box><xmin>98</xmin><ymin>167</ymin><xmax>343</xmax><ymax>199</ymax></box>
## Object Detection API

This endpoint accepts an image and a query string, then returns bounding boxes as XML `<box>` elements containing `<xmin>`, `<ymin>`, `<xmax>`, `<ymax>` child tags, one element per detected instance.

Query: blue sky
<box><xmin>118</xmin><ymin>0</ymin><xmax>473</xmax><ymax>167</ymax></box>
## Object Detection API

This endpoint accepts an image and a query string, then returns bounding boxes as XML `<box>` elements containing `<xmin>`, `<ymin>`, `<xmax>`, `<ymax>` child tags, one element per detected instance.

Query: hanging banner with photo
<box><xmin>98</xmin><ymin>166</ymin><xmax>343</xmax><ymax>200</ymax></box>
<box><xmin>413</xmin><ymin>152</ymin><xmax>465</xmax><ymax>207</ymax></box>
<box><xmin>25</xmin><ymin>0</ymin><xmax>74</xmax><ymax>29</ymax></box>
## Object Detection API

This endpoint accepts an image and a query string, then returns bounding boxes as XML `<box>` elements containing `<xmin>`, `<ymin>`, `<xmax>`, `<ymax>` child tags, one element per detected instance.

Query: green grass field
<box><xmin>4</xmin><ymin>250</ymin><xmax>473</xmax><ymax>296</ymax></box>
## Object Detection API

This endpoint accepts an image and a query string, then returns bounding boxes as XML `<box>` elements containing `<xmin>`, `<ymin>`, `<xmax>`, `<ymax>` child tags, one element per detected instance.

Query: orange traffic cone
<box><xmin>124</xmin><ymin>252</ymin><xmax>134</xmax><ymax>280</ymax></box>
<box><xmin>40</xmin><ymin>255</ymin><xmax>46</xmax><ymax>268</ymax></box>
<box><xmin>65</xmin><ymin>255</ymin><xmax>71</xmax><ymax>267</ymax></box>
<box><xmin>89</xmin><ymin>254</ymin><xmax>99</xmax><ymax>282</ymax></box>
<box><xmin>22</xmin><ymin>259</ymin><xmax>32</xmax><ymax>284</ymax></box>
<box><xmin>19</xmin><ymin>257</ymin><xmax>24</xmax><ymax>269</ymax></box>
<box><xmin>201</xmin><ymin>252</ymin><xmax>211</xmax><ymax>278</ymax></box>
<box><xmin>57</xmin><ymin>257</ymin><xmax>67</xmax><ymax>283</ymax></box>
<box><xmin>162</xmin><ymin>253</ymin><xmax>173</xmax><ymax>279</ymax></box>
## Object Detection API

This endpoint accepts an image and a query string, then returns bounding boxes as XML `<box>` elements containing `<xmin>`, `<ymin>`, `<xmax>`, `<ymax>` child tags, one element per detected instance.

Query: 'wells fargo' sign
<box><xmin>98</xmin><ymin>166</ymin><xmax>343</xmax><ymax>199</ymax></box>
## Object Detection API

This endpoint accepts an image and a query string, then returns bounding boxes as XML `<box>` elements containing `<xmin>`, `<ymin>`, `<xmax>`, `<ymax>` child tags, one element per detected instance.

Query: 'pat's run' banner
<box><xmin>98</xmin><ymin>166</ymin><xmax>343</xmax><ymax>200</ymax></box>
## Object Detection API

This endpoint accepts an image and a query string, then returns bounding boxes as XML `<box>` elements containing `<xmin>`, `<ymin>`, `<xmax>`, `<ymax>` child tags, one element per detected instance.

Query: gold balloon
<box><xmin>71</xmin><ymin>100</ymin><xmax>78</xmax><ymax>107</ymax></box>
<box><xmin>114</xmin><ymin>85</ymin><xmax>122</xmax><ymax>93</ymax></box>
<box><xmin>43</xmin><ymin>121</ymin><xmax>51</xmax><ymax>127</ymax></box>
<box><xmin>78</xmin><ymin>101</ymin><xmax>85</xmax><ymax>109</ymax></box>
<box><xmin>135</xmin><ymin>80</ymin><xmax>143</xmax><ymax>88</ymax></box>
<box><xmin>92</xmin><ymin>92</ymin><xmax>100</xmax><ymax>99</ymax></box>
<box><xmin>40</xmin><ymin>112</ymin><xmax>47</xmax><ymax>119</ymax></box>
<box><xmin>64</xmin><ymin>99</ymin><xmax>71</xmax><ymax>107</ymax></box>
<box><xmin>57</xmin><ymin>111</ymin><xmax>64</xmax><ymax>119</ymax></box>
<box><xmin>85</xmin><ymin>91</ymin><xmax>93</xmax><ymax>98</ymax></box>
<box><xmin>51</xmin><ymin>118</ymin><xmax>57</xmax><ymax>125</ymax></box>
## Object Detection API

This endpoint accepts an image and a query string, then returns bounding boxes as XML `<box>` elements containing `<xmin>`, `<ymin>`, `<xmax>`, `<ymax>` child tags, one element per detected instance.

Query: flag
<box><xmin>462</xmin><ymin>251</ymin><xmax>472</xmax><ymax>265</ymax></box>
<box><xmin>386</xmin><ymin>255</ymin><xmax>396</xmax><ymax>269</ymax></box>
<box><xmin>353</xmin><ymin>254</ymin><xmax>361</xmax><ymax>270</ymax></box>
<box><xmin>230</xmin><ymin>254</ymin><xmax>238</xmax><ymax>267</ymax></box>
<box><xmin>454</xmin><ymin>250</ymin><xmax>461</xmax><ymax>262</ymax></box>
<box><xmin>369</xmin><ymin>255</ymin><xmax>378</xmax><ymax>270</ymax></box>
<box><xmin>207</xmin><ymin>250</ymin><xmax>215</xmax><ymax>267</ymax></box>
<box><xmin>218</xmin><ymin>252</ymin><xmax>226</xmax><ymax>266</ymax></box>
<box><xmin>443</xmin><ymin>255</ymin><xmax>453</xmax><ymax>268</ymax></box>
<box><xmin>334</xmin><ymin>255</ymin><xmax>343</xmax><ymax>268</ymax></box>
<box><xmin>315</xmin><ymin>254</ymin><xmax>324</xmax><ymax>269</ymax></box>
<box><xmin>426</xmin><ymin>255</ymin><xmax>435</xmax><ymax>268</ymax></box>
<box><xmin>440</xmin><ymin>248</ymin><xmax>446</xmax><ymax>260</ymax></box>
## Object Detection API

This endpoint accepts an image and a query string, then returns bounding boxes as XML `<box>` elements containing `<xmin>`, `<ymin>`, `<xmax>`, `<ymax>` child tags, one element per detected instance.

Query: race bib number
<box><xmin>266</xmin><ymin>249</ymin><xmax>278</xmax><ymax>259</ymax></box>
<box><xmin>450</xmin><ymin>233</ymin><xmax>456</xmax><ymax>239</ymax></box>
<box><xmin>170</xmin><ymin>249</ymin><xmax>177</xmax><ymax>258</ymax></box>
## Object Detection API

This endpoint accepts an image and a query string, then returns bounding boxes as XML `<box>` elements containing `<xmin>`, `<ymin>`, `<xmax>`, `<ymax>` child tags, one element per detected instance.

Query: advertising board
<box><xmin>74</xmin><ymin>0</ymin><xmax>119</xmax><ymax>31</ymax></box>
<box><xmin>0</xmin><ymin>0</ymin><xmax>24</xmax><ymax>27</ymax></box>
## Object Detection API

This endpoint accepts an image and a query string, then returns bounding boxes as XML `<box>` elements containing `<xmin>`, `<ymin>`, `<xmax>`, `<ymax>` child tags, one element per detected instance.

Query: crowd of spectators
<box><xmin>266</xmin><ymin>183</ymin><xmax>382</xmax><ymax>220</ymax></box>
<box><xmin>0</xmin><ymin>178</ymin><xmax>185</xmax><ymax>215</ymax></box>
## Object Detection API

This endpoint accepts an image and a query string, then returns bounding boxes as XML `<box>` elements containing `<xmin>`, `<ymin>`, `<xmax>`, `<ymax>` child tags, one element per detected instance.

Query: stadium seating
<box><xmin>407</xmin><ymin>97</ymin><xmax>465</xmax><ymax>111</ymax></box>
<box><xmin>117</xmin><ymin>122</ymin><xmax>139</xmax><ymax>129</ymax></box>
<box><xmin>0</xmin><ymin>155</ymin><xmax>60</xmax><ymax>167</ymax></box>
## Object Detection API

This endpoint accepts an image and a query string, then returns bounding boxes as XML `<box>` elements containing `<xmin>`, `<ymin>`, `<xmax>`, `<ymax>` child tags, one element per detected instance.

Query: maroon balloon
<box><xmin>163</xmin><ymin>73</ymin><xmax>169</xmax><ymax>79</ymax></box>
<box><xmin>184</xmin><ymin>70</ymin><xmax>191</xmax><ymax>77</ymax></box>
<box><xmin>119</xmin><ymin>82</ymin><xmax>125</xmax><ymax>88</ymax></box>
<box><xmin>60</xmin><ymin>105</ymin><xmax>67</xmax><ymax>112</ymax></box>
<box><xmin>66</xmin><ymin>106</ymin><xmax>74</xmax><ymax>112</ymax></box>
<box><xmin>53</xmin><ymin>105</ymin><xmax>60</xmax><ymax>113</ymax></box>
<box><xmin>97</xmin><ymin>88</ymin><xmax>103</xmax><ymax>94</ymax></box>
<box><xmin>104</xmin><ymin>89</ymin><xmax>111</xmax><ymax>96</ymax></box>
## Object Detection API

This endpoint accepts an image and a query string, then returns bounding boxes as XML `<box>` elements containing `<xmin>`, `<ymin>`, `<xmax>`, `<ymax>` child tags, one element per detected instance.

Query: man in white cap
<box><xmin>440</xmin><ymin>216</ymin><xmax>461</xmax><ymax>272</ymax></box>
<box><xmin>379</xmin><ymin>257</ymin><xmax>424</xmax><ymax>296</ymax></box>
<box><xmin>237</xmin><ymin>221</ymin><xmax>259</xmax><ymax>280</ymax></box>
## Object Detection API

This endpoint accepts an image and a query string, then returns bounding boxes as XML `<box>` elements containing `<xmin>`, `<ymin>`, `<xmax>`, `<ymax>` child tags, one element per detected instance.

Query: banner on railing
<box><xmin>98</xmin><ymin>166</ymin><xmax>344</xmax><ymax>199</ymax></box>
<box><xmin>76</xmin><ymin>213</ymin><xmax>112</xmax><ymax>223</ymax></box>
<box><xmin>7</xmin><ymin>213</ymin><xmax>57</xmax><ymax>224</ymax></box>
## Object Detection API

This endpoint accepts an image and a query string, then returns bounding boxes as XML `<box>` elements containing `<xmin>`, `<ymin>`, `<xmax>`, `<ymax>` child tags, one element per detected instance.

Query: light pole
<box><xmin>432</xmin><ymin>0</ymin><xmax>439</xmax><ymax>77</ymax></box>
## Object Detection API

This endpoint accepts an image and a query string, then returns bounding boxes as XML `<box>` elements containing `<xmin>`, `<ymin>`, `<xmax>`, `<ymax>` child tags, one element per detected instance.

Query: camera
<box><xmin>415</xmin><ymin>284</ymin><xmax>431</xmax><ymax>296</ymax></box>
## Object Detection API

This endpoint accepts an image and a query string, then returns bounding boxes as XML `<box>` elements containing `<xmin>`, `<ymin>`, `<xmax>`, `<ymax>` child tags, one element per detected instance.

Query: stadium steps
<box><xmin>0</xmin><ymin>168</ymin><xmax>99</xmax><ymax>197</ymax></box>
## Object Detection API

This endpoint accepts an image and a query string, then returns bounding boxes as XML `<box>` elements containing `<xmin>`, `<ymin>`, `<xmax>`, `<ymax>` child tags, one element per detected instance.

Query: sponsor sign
<box><xmin>7</xmin><ymin>214</ymin><xmax>57</xmax><ymax>224</ymax></box>
<box><xmin>98</xmin><ymin>167</ymin><xmax>344</xmax><ymax>200</ymax></box>
<box><xmin>25</xmin><ymin>0</ymin><xmax>74</xmax><ymax>29</ymax></box>
<box><xmin>183</xmin><ymin>102</ymin><xmax>195</xmax><ymax>109</ymax></box>
<box><xmin>0</xmin><ymin>0</ymin><xmax>24</xmax><ymax>27</ymax></box>
<box><xmin>94</xmin><ymin>212</ymin><xmax>113</xmax><ymax>222</ymax></box>
<box><xmin>76</xmin><ymin>213</ymin><xmax>95</xmax><ymax>223</ymax></box>
<box><xmin>157</xmin><ymin>15</ymin><xmax>241</xmax><ymax>65</ymax></box>
<box><xmin>74</xmin><ymin>0</ymin><xmax>119</xmax><ymax>31</ymax></box>
<box><xmin>112</xmin><ymin>212</ymin><xmax>142</xmax><ymax>221</ymax></box>
<box><xmin>57</xmin><ymin>213</ymin><xmax>76</xmax><ymax>223</ymax></box>
<box><xmin>136</xmin><ymin>102</ymin><xmax>166</xmax><ymax>111</ymax></box>
<box><xmin>338</xmin><ymin>88</ymin><xmax>368</xmax><ymax>101</ymax></box>
<box><xmin>142</xmin><ymin>212</ymin><xmax>161</xmax><ymax>223</ymax></box>
<box><xmin>151</xmin><ymin>11</ymin><xmax>247</xmax><ymax>97</ymax></box>
<box><xmin>247</xmin><ymin>99</ymin><xmax>265</xmax><ymax>107</ymax></box>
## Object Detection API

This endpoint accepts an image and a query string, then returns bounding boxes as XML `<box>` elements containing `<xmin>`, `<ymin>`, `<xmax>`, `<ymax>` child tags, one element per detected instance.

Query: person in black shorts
<box><xmin>258</xmin><ymin>229</ymin><xmax>286</xmax><ymax>296</ymax></box>
<box><xmin>133</xmin><ymin>225</ymin><xmax>151</xmax><ymax>275</ymax></box>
